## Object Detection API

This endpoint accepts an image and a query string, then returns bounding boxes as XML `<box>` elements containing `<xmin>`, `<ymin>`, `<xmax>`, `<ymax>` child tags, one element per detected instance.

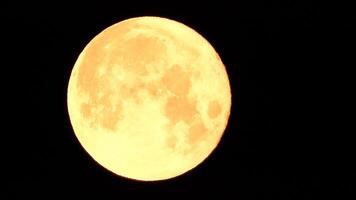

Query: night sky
<box><xmin>3</xmin><ymin>1</ymin><xmax>355</xmax><ymax>198</ymax></box>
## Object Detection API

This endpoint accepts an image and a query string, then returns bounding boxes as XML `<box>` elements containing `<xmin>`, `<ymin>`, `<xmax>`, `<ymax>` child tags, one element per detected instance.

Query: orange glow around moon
<box><xmin>67</xmin><ymin>16</ymin><xmax>231</xmax><ymax>181</ymax></box>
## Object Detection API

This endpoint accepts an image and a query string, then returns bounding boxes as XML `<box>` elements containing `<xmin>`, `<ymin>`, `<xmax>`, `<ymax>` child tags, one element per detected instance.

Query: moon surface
<box><xmin>67</xmin><ymin>16</ymin><xmax>231</xmax><ymax>181</ymax></box>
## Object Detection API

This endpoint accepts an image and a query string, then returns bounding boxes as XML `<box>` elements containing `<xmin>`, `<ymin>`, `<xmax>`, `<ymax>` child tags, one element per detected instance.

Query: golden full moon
<box><xmin>67</xmin><ymin>16</ymin><xmax>231</xmax><ymax>181</ymax></box>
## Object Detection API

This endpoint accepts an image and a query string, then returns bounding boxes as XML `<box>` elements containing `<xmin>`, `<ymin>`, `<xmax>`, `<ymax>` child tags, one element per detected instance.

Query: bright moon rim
<box><xmin>67</xmin><ymin>16</ymin><xmax>231</xmax><ymax>181</ymax></box>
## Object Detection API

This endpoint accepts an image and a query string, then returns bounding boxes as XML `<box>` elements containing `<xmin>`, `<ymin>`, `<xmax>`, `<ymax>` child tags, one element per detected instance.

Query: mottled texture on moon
<box><xmin>67</xmin><ymin>17</ymin><xmax>231</xmax><ymax>181</ymax></box>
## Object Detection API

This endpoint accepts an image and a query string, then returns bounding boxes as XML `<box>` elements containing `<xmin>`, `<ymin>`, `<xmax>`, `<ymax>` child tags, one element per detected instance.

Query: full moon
<box><xmin>67</xmin><ymin>16</ymin><xmax>231</xmax><ymax>181</ymax></box>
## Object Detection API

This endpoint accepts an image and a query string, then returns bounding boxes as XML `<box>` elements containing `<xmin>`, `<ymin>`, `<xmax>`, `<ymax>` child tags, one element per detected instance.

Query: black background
<box><xmin>3</xmin><ymin>0</ymin><xmax>355</xmax><ymax>199</ymax></box>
